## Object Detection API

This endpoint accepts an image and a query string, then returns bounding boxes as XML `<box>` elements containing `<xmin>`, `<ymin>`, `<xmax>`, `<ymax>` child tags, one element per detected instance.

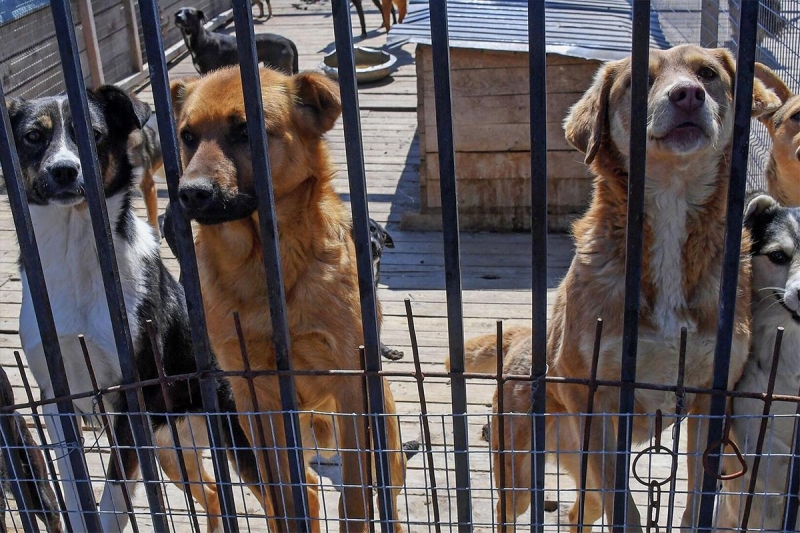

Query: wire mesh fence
<box><xmin>0</xmin><ymin>0</ymin><xmax>799</xmax><ymax>532</ymax></box>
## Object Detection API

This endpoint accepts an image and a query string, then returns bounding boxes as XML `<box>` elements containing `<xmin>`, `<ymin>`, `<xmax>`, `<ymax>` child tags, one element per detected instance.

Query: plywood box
<box><xmin>403</xmin><ymin>45</ymin><xmax>600</xmax><ymax>232</ymax></box>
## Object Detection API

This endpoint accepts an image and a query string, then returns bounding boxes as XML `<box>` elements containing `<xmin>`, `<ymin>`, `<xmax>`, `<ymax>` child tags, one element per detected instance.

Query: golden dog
<box><xmin>451</xmin><ymin>45</ymin><xmax>781</xmax><ymax>532</ymax></box>
<box><xmin>170</xmin><ymin>67</ymin><xmax>407</xmax><ymax>532</ymax></box>
<box><xmin>753</xmin><ymin>64</ymin><xmax>800</xmax><ymax>206</ymax></box>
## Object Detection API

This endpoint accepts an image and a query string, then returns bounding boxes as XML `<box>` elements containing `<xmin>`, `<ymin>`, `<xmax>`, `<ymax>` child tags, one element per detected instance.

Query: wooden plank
<box><xmin>425</xmin><ymin>150</ymin><xmax>593</xmax><ymax>183</ymax></box>
<box><xmin>423</xmin><ymin>92</ymin><xmax>583</xmax><ymax>127</ymax></box>
<box><xmin>122</xmin><ymin>0</ymin><xmax>144</xmax><ymax>71</ymax></box>
<box><xmin>420</xmin><ymin>63</ymin><xmax>598</xmax><ymax>97</ymax></box>
<box><xmin>417</xmin><ymin>44</ymin><xmax>599</xmax><ymax>69</ymax></box>
<box><xmin>425</xmin><ymin>122</ymin><xmax>574</xmax><ymax>152</ymax></box>
<box><xmin>77</xmin><ymin>0</ymin><xmax>105</xmax><ymax>88</ymax></box>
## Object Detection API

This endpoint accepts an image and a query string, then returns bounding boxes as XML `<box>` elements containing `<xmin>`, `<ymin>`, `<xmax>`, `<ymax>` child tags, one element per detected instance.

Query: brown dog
<box><xmin>380</xmin><ymin>0</ymin><xmax>406</xmax><ymax>32</ymax></box>
<box><xmin>450</xmin><ymin>45</ymin><xmax>781</xmax><ymax>532</ymax></box>
<box><xmin>127</xmin><ymin>114</ymin><xmax>162</xmax><ymax>232</ymax></box>
<box><xmin>170</xmin><ymin>67</ymin><xmax>407</xmax><ymax>532</ymax></box>
<box><xmin>753</xmin><ymin>64</ymin><xmax>800</xmax><ymax>207</ymax></box>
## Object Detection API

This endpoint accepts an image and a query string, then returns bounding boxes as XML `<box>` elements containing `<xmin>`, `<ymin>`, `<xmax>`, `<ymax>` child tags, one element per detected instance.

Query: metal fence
<box><xmin>0</xmin><ymin>0</ymin><xmax>798</xmax><ymax>532</ymax></box>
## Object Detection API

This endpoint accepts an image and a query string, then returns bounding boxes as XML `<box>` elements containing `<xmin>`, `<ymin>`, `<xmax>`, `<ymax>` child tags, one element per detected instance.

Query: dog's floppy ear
<box><xmin>563</xmin><ymin>60</ymin><xmax>621</xmax><ymax>165</ymax></box>
<box><xmin>92</xmin><ymin>85</ymin><xmax>151</xmax><ymax>135</ymax></box>
<box><xmin>383</xmin><ymin>228</ymin><xmax>395</xmax><ymax>248</ymax></box>
<box><xmin>197</xmin><ymin>9</ymin><xmax>206</xmax><ymax>23</ymax></box>
<box><xmin>4</xmin><ymin>98</ymin><xmax>24</xmax><ymax>121</ymax></box>
<box><xmin>753</xmin><ymin>63</ymin><xmax>792</xmax><ymax>123</ymax></box>
<box><xmin>170</xmin><ymin>76</ymin><xmax>201</xmax><ymax>118</ymax></box>
<box><xmin>711</xmin><ymin>49</ymin><xmax>782</xmax><ymax>119</ymax></box>
<box><xmin>744</xmin><ymin>193</ymin><xmax>778</xmax><ymax>228</ymax></box>
<box><xmin>293</xmin><ymin>71</ymin><xmax>342</xmax><ymax>136</ymax></box>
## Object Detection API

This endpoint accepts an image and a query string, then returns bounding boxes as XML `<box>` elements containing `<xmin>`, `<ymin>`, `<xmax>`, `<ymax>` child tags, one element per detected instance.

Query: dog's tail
<box><xmin>445</xmin><ymin>326</ymin><xmax>532</xmax><ymax>374</ymax></box>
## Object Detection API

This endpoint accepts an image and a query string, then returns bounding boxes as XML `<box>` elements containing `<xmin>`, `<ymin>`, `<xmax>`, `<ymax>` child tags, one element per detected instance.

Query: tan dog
<box><xmin>449</xmin><ymin>45</ymin><xmax>781</xmax><ymax>532</ymax></box>
<box><xmin>127</xmin><ymin>114</ymin><xmax>162</xmax><ymax>232</ymax></box>
<box><xmin>380</xmin><ymin>0</ymin><xmax>406</xmax><ymax>32</ymax></box>
<box><xmin>170</xmin><ymin>67</ymin><xmax>407</xmax><ymax>532</ymax></box>
<box><xmin>753</xmin><ymin>64</ymin><xmax>800</xmax><ymax>207</ymax></box>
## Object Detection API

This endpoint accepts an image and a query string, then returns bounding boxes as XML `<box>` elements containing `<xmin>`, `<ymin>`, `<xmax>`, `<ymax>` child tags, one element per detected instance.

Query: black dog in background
<box><xmin>161</xmin><ymin>205</ymin><xmax>405</xmax><ymax>360</ymax></box>
<box><xmin>175</xmin><ymin>7</ymin><xmax>298</xmax><ymax>75</ymax></box>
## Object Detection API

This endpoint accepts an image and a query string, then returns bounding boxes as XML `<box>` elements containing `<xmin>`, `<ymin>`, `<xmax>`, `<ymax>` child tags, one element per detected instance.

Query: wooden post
<box><xmin>700</xmin><ymin>0</ymin><xmax>720</xmax><ymax>47</ymax></box>
<box><xmin>76</xmin><ymin>0</ymin><xmax>104</xmax><ymax>88</ymax></box>
<box><xmin>122</xmin><ymin>0</ymin><xmax>144</xmax><ymax>72</ymax></box>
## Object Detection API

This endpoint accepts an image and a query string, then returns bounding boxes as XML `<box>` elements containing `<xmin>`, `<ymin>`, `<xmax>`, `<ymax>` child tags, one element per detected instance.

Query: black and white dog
<box><xmin>174</xmin><ymin>7</ymin><xmax>298</xmax><ymax>75</ymax></box>
<box><xmin>8</xmin><ymin>87</ymin><xmax>265</xmax><ymax>532</ymax></box>
<box><xmin>717</xmin><ymin>194</ymin><xmax>800</xmax><ymax>530</ymax></box>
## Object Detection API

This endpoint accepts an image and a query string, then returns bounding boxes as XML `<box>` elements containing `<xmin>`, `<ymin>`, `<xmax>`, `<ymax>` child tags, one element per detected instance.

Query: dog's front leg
<box><xmin>41</xmin><ymin>399</ymin><xmax>88</xmax><ymax>532</ymax></box>
<box><xmin>680</xmin><ymin>400</ymin><xmax>710</xmax><ymax>531</ymax></box>
<box><xmin>98</xmin><ymin>413</ymin><xmax>140</xmax><ymax>533</ymax></box>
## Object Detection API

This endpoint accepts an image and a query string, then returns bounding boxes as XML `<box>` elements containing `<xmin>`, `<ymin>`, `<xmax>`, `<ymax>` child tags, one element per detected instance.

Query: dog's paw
<box><xmin>380</xmin><ymin>344</ymin><xmax>404</xmax><ymax>360</ymax></box>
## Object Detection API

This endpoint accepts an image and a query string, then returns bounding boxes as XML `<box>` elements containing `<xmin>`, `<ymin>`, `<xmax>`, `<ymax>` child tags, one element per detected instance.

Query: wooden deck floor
<box><xmin>0</xmin><ymin>1</ymin><xmax>694</xmax><ymax>531</ymax></box>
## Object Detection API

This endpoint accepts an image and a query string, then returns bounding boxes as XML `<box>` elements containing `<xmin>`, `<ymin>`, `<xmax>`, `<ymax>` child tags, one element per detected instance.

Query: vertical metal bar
<box><xmin>700</xmin><ymin>0</ymin><xmax>720</xmax><ymax>47</ymax></box>
<box><xmin>48</xmin><ymin>0</ymin><xmax>168</xmax><ymax>527</ymax></box>
<box><xmin>359</xmin><ymin>347</ymin><xmax>376</xmax><ymax>532</ymax></box>
<box><xmin>740</xmin><ymin>328</ymin><xmax>784</xmax><ymax>530</ymax></box>
<box><xmin>495</xmin><ymin>321</ymin><xmax>508</xmax><ymax>532</ymax></box>
<box><xmin>611</xmin><ymin>1</ymin><xmax>650</xmax><ymax>530</ymax></box>
<box><xmin>404</xmin><ymin>299</ymin><xmax>442</xmax><ymax>532</ymax></box>
<box><xmin>0</xmin><ymin>367</ymin><xmax>39</xmax><ymax>533</ymax></box>
<box><xmin>12</xmin><ymin>352</ymin><xmax>70</xmax><ymax>533</ymax></box>
<box><xmin>528</xmin><ymin>0</ymin><xmax>548</xmax><ymax>530</ymax></box>
<box><xmin>697</xmin><ymin>1</ymin><xmax>760</xmax><ymax>529</ymax></box>
<box><xmin>136</xmin><ymin>0</ymin><xmax>242</xmax><ymax>528</ymax></box>
<box><xmin>0</xmin><ymin>81</ymin><xmax>101</xmax><ymax>532</ymax></box>
<box><xmin>229</xmin><ymin>2</ymin><xmax>312</xmax><ymax>529</ymax></box>
<box><xmin>427</xmin><ymin>0</ymin><xmax>472</xmax><ymax>528</ymax></box>
<box><xmin>782</xmin><ymin>383</ymin><xmax>800</xmax><ymax>530</ymax></box>
<box><xmin>329</xmin><ymin>0</ymin><xmax>396</xmax><ymax>530</ymax></box>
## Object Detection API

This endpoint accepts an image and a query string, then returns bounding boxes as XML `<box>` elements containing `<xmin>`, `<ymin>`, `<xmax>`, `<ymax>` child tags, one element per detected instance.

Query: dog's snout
<box><xmin>668</xmin><ymin>83</ymin><xmax>706</xmax><ymax>112</ymax></box>
<box><xmin>179</xmin><ymin>181</ymin><xmax>214</xmax><ymax>212</ymax></box>
<box><xmin>49</xmin><ymin>164</ymin><xmax>79</xmax><ymax>186</ymax></box>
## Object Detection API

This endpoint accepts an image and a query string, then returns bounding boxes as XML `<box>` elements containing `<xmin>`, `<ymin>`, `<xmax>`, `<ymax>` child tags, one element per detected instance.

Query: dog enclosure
<box><xmin>0</xmin><ymin>1</ymin><xmax>800</xmax><ymax>532</ymax></box>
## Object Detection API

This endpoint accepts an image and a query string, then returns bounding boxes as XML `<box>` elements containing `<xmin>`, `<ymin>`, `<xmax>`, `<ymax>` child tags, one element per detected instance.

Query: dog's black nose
<box><xmin>179</xmin><ymin>182</ymin><xmax>214</xmax><ymax>212</ymax></box>
<box><xmin>49</xmin><ymin>164</ymin><xmax>79</xmax><ymax>186</ymax></box>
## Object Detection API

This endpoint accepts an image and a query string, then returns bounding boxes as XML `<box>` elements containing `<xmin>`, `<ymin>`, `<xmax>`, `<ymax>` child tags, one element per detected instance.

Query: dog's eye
<box><xmin>93</xmin><ymin>129</ymin><xmax>104</xmax><ymax>142</ymax></box>
<box><xmin>698</xmin><ymin>67</ymin><xmax>717</xmax><ymax>80</ymax></box>
<box><xmin>766</xmin><ymin>250</ymin><xmax>790</xmax><ymax>265</ymax></box>
<box><xmin>24</xmin><ymin>130</ymin><xmax>42</xmax><ymax>144</ymax></box>
<box><xmin>180</xmin><ymin>130</ymin><xmax>196</xmax><ymax>145</ymax></box>
<box><xmin>791</xmin><ymin>111</ymin><xmax>800</xmax><ymax>122</ymax></box>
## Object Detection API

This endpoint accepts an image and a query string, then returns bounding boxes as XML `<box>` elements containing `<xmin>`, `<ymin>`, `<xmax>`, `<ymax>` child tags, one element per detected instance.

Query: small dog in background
<box><xmin>174</xmin><ymin>7</ymin><xmax>298</xmax><ymax>75</ymax></box>
<box><xmin>237</xmin><ymin>0</ymin><xmax>269</xmax><ymax>19</ymax></box>
<box><xmin>127</xmin><ymin>113</ymin><xmax>163</xmax><ymax>234</ymax></box>
<box><xmin>379</xmin><ymin>0</ymin><xmax>406</xmax><ymax>31</ymax></box>
<box><xmin>717</xmin><ymin>194</ymin><xmax>800</xmax><ymax>531</ymax></box>
<box><xmin>753</xmin><ymin>64</ymin><xmax>800</xmax><ymax>207</ymax></box>
<box><xmin>0</xmin><ymin>368</ymin><xmax>62</xmax><ymax>533</ymax></box>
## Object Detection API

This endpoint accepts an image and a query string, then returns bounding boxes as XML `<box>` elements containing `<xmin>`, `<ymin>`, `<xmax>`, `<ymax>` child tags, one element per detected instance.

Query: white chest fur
<box><xmin>19</xmin><ymin>196</ymin><xmax>158</xmax><ymax>405</ymax></box>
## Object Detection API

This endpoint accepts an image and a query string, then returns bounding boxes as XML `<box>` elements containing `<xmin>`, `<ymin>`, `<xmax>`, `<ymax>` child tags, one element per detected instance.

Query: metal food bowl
<box><xmin>319</xmin><ymin>46</ymin><xmax>398</xmax><ymax>84</ymax></box>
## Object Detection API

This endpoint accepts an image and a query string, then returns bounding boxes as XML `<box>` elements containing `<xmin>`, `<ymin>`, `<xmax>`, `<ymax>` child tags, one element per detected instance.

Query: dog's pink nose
<box><xmin>669</xmin><ymin>83</ymin><xmax>706</xmax><ymax>112</ymax></box>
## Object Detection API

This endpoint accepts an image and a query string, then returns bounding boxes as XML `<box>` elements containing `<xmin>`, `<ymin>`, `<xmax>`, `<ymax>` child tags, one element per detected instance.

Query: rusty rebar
<box><xmin>144</xmin><ymin>321</ymin><xmax>201</xmax><ymax>533</ymax></box>
<box><xmin>577</xmin><ymin>318</ymin><xmax>603</xmax><ymax>533</ymax></box>
<box><xmin>665</xmin><ymin>327</ymin><xmax>687</xmax><ymax>532</ymax></box>
<box><xmin>359</xmin><ymin>346</ymin><xmax>375</xmax><ymax>532</ymax></box>
<box><xmin>404</xmin><ymin>298</ymin><xmax>441</xmax><ymax>533</ymax></box>
<box><xmin>233</xmin><ymin>311</ymin><xmax>280</xmax><ymax>529</ymax></box>
<box><xmin>77</xmin><ymin>335</ymin><xmax>138</xmax><ymax>533</ymax></box>
<box><xmin>740</xmin><ymin>327</ymin><xmax>784</xmax><ymax>531</ymax></box>
<box><xmin>13</xmin><ymin>351</ymin><xmax>70</xmax><ymax>533</ymax></box>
